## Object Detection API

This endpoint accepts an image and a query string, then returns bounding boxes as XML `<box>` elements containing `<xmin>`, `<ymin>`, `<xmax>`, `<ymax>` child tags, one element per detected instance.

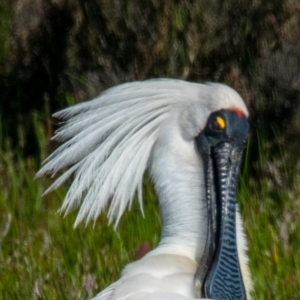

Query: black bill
<box><xmin>194</xmin><ymin>109</ymin><xmax>249</xmax><ymax>299</ymax></box>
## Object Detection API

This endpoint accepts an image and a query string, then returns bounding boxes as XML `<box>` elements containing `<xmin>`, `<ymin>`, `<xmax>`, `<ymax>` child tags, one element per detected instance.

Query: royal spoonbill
<box><xmin>37</xmin><ymin>79</ymin><xmax>252</xmax><ymax>299</ymax></box>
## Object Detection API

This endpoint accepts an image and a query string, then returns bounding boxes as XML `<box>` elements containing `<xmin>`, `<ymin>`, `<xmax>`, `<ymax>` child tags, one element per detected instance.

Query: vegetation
<box><xmin>0</xmin><ymin>0</ymin><xmax>300</xmax><ymax>299</ymax></box>
<box><xmin>0</xmin><ymin>113</ymin><xmax>299</xmax><ymax>299</ymax></box>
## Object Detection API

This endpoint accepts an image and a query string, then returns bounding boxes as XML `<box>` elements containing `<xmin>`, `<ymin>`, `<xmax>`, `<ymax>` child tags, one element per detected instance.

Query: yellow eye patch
<box><xmin>216</xmin><ymin>116</ymin><xmax>226</xmax><ymax>129</ymax></box>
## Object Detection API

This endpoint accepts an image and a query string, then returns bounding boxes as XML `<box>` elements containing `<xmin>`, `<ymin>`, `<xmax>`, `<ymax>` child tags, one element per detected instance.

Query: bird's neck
<box><xmin>150</xmin><ymin>145</ymin><xmax>207</xmax><ymax>261</ymax></box>
<box><xmin>158</xmin><ymin>192</ymin><xmax>207</xmax><ymax>261</ymax></box>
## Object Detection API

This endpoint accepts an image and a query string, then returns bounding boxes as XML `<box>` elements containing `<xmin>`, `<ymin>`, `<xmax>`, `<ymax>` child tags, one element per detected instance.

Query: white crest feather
<box><xmin>37</xmin><ymin>79</ymin><xmax>247</xmax><ymax>227</ymax></box>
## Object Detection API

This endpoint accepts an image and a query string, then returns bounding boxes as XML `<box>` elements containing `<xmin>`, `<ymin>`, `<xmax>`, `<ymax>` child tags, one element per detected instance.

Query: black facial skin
<box><xmin>194</xmin><ymin>109</ymin><xmax>249</xmax><ymax>300</ymax></box>
<box><xmin>201</xmin><ymin>110</ymin><xmax>249</xmax><ymax>148</ymax></box>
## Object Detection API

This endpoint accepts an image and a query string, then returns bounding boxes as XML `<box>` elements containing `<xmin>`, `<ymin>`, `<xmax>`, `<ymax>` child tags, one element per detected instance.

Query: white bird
<box><xmin>37</xmin><ymin>79</ymin><xmax>253</xmax><ymax>300</ymax></box>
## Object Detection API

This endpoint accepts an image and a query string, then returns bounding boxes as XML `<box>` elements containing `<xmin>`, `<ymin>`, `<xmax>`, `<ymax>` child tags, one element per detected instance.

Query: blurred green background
<box><xmin>0</xmin><ymin>0</ymin><xmax>299</xmax><ymax>299</ymax></box>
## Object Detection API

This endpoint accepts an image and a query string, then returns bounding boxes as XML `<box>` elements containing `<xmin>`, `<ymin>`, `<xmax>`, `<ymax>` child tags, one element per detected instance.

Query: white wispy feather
<box><xmin>37</xmin><ymin>79</ymin><xmax>248</xmax><ymax>228</ymax></box>
<box><xmin>37</xmin><ymin>79</ymin><xmax>202</xmax><ymax>226</ymax></box>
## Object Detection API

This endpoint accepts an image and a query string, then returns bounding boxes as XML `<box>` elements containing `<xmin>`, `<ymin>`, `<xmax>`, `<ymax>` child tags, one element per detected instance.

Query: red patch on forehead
<box><xmin>228</xmin><ymin>107</ymin><xmax>246</xmax><ymax>118</ymax></box>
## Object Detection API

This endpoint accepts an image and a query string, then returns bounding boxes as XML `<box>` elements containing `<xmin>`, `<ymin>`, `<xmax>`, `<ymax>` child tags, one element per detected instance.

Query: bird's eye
<box><xmin>209</xmin><ymin>116</ymin><xmax>226</xmax><ymax>132</ymax></box>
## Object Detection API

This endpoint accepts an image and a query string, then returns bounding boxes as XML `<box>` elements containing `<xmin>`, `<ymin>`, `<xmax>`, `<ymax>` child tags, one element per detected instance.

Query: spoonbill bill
<box><xmin>38</xmin><ymin>79</ymin><xmax>252</xmax><ymax>299</ymax></box>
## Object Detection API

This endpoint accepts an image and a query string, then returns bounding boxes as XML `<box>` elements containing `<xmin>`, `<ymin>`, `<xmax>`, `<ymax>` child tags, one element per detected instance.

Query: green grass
<box><xmin>0</xmin><ymin>113</ymin><xmax>299</xmax><ymax>299</ymax></box>
<box><xmin>241</xmin><ymin>133</ymin><xmax>300</xmax><ymax>299</ymax></box>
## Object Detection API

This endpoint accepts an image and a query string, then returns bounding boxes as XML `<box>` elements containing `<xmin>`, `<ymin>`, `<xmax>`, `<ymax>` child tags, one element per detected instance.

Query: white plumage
<box><xmin>37</xmin><ymin>79</ymin><xmax>252</xmax><ymax>299</ymax></box>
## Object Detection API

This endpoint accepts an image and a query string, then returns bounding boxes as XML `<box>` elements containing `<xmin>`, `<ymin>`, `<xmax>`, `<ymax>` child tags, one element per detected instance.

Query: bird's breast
<box><xmin>105</xmin><ymin>253</ymin><xmax>198</xmax><ymax>299</ymax></box>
